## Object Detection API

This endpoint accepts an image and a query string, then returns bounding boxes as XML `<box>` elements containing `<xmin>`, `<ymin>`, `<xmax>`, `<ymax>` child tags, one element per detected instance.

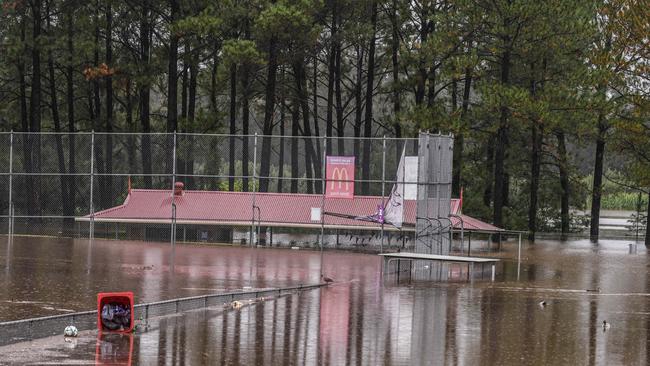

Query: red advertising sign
<box><xmin>326</xmin><ymin>156</ymin><xmax>355</xmax><ymax>199</ymax></box>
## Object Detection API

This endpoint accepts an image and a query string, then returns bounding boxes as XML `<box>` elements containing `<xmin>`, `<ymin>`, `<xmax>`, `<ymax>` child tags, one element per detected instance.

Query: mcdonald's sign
<box><xmin>326</xmin><ymin>156</ymin><xmax>355</xmax><ymax>199</ymax></box>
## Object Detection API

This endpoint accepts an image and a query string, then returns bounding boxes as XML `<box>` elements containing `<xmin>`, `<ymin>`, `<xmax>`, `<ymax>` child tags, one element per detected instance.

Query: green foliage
<box><xmin>255</xmin><ymin>0</ymin><xmax>320</xmax><ymax>44</ymax></box>
<box><xmin>222</xmin><ymin>39</ymin><xmax>263</xmax><ymax>67</ymax></box>
<box><xmin>174</xmin><ymin>7</ymin><xmax>223</xmax><ymax>36</ymax></box>
<box><xmin>582</xmin><ymin>172</ymin><xmax>648</xmax><ymax>210</ymax></box>
<box><xmin>627</xmin><ymin>211</ymin><xmax>647</xmax><ymax>234</ymax></box>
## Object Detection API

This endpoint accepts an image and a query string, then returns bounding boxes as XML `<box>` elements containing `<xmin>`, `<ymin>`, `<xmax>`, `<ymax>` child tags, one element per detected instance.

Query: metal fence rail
<box><xmin>0</xmin><ymin>132</ymin><xmax>440</xmax><ymax>248</ymax></box>
<box><xmin>0</xmin><ymin>283</ymin><xmax>325</xmax><ymax>347</ymax></box>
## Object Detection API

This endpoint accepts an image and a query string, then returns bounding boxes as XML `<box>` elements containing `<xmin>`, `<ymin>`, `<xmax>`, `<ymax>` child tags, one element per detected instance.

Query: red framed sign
<box><xmin>326</xmin><ymin>156</ymin><xmax>355</xmax><ymax>199</ymax></box>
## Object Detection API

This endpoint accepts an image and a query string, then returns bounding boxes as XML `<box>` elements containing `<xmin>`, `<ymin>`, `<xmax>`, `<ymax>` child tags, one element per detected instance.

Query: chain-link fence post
<box><xmin>8</xmin><ymin>131</ymin><xmax>13</xmax><ymax>242</ymax></box>
<box><xmin>171</xmin><ymin>131</ymin><xmax>177</xmax><ymax>247</ymax></box>
<box><xmin>250</xmin><ymin>133</ymin><xmax>258</xmax><ymax>247</ymax></box>
<box><xmin>320</xmin><ymin>136</ymin><xmax>327</xmax><ymax>253</ymax></box>
<box><xmin>171</xmin><ymin>203</ymin><xmax>177</xmax><ymax>248</ymax></box>
<box><xmin>89</xmin><ymin>131</ymin><xmax>95</xmax><ymax>242</ymax></box>
<box><xmin>380</xmin><ymin>135</ymin><xmax>386</xmax><ymax>253</ymax></box>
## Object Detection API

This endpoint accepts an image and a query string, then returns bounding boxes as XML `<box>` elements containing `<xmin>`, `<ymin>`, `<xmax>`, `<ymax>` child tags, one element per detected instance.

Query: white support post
<box><xmin>436</xmin><ymin>136</ymin><xmax>442</xmax><ymax>255</ymax></box>
<box><xmin>171</xmin><ymin>203</ymin><xmax>177</xmax><ymax>248</ymax></box>
<box><xmin>250</xmin><ymin>133</ymin><xmax>258</xmax><ymax>246</ymax></box>
<box><xmin>171</xmin><ymin>131</ymin><xmax>177</xmax><ymax>247</ymax></box>
<box><xmin>380</xmin><ymin>135</ymin><xmax>386</xmax><ymax>253</ymax></box>
<box><xmin>8</xmin><ymin>131</ymin><xmax>13</xmax><ymax>241</ymax></box>
<box><xmin>320</xmin><ymin>136</ymin><xmax>327</xmax><ymax>253</ymax></box>
<box><xmin>171</xmin><ymin>131</ymin><xmax>177</xmax><ymax>189</ymax></box>
<box><xmin>517</xmin><ymin>232</ymin><xmax>522</xmax><ymax>281</ymax></box>
<box><xmin>89</xmin><ymin>131</ymin><xmax>95</xmax><ymax>242</ymax></box>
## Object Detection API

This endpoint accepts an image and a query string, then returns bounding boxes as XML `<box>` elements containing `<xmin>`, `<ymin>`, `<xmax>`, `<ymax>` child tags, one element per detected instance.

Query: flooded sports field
<box><xmin>1</xmin><ymin>236</ymin><xmax>649</xmax><ymax>365</ymax></box>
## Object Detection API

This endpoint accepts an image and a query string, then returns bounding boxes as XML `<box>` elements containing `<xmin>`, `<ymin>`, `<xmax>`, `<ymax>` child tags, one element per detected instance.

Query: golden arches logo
<box><xmin>330</xmin><ymin>167</ymin><xmax>351</xmax><ymax>191</ymax></box>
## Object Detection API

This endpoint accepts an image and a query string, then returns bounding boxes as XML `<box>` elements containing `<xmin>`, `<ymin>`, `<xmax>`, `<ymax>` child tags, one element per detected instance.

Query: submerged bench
<box><xmin>379</xmin><ymin>252</ymin><xmax>500</xmax><ymax>281</ymax></box>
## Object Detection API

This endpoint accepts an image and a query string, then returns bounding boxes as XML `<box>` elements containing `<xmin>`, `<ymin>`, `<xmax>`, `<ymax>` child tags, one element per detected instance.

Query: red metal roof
<box><xmin>85</xmin><ymin>189</ymin><xmax>502</xmax><ymax>232</ymax></box>
<box><xmin>450</xmin><ymin>214</ymin><xmax>503</xmax><ymax>232</ymax></box>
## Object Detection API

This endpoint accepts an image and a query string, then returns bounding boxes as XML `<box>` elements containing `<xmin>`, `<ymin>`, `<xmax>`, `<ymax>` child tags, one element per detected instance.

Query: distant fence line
<box><xmin>0</xmin><ymin>132</ymin><xmax>424</xmax><ymax>245</ymax></box>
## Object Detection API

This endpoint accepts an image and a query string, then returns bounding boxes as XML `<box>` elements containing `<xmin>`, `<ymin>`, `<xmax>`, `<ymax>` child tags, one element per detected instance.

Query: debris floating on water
<box><xmin>231</xmin><ymin>301</ymin><xmax>243</xmax><ymax>309</ymax></box>
<box><xmin>321</xmin><ymin>275</ymin><xmax>334</xmax><ymax>284</ymax></box>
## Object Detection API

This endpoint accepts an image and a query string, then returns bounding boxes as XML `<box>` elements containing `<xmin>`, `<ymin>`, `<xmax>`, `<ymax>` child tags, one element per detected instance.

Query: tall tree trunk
<box><xmin>362</xmin><ymin>1</ymin><xmax>377</xmax><ymax>195</ymax></box>
<box><xmin>181</xmin><ymin>58</ymin><xmax>188</xmax><ymax>123</ymax></box>
<box><xmin>166</xmin><ymin>0</ymin><xmax>179</xmax><ymax>190</ymax></box>
<box><xmin>426</xmin><ymin>65</ymin><xmax>437</xmax><ymax>107</ymax></box>
<box><xmin>259</xmin><ymin>34</ymin><xmax>278</xmax><ymax>192</ymax></box>
<box><xmin>228</xmin><ymin>64</ymin><xmax>237</xmax><ymax>191</ymax></box>
<box><xmin>105</xmin><ymin>3</ymin><xmax>113</xmax><ymax>208</ymax></box>
<box><xmin>493</xmin><ymin>46</ymin><xmax>510</xmax><ymax>227</ymax></box>
<box><xmin>425</xmin><ymin>7</ymin><xmax>437</xmax><ymax>107</ymax></box>
<box><xmin>290</xmin><ymin>101</ymin><xmax>299</xmax><ymax>193</ymax></box>
<box><xmin>529</xmin><ymin>123</ymin><xmax>542</xmax><ymax>240</ymax></box>
<box><xmin>312</xmin><ymin>57</ymin><xmax>322</xmax><ymax>175</ymax></box>
<box><xmin>452</xmin><ymin>55</ymin><xmax>472</xmax><ymax>197</ymax></box>
<box><xmin>186</xmin><ymin>53</ymin><xmax>197</xmax><ymax>189</ymax></box>
<box><xmin>18</xmin><ymin>15</ymin><xmax>35</xmax><ymax>216</ymax></box>
<box><xmin>140</xmin><ymin>1</ymin><xmax>152</xmax><ymax>188</ymax></box>
<box><xmin>178</xmin><ymin>55</ymin><xmax>187</xmax><ymax>181</ymax></box>
<box><xmin>46</xmin><ymin>5</ymin><xmax>72</xmax><ymax>233</ymax></box>
<box><xmin>92</xmin><ymin>6</ymin><xmax>106</xmax><ymax>209</ymax></box>
<box><xmin>390</xmin><ymin>0</ymin><xmax>401</xmax><ymax>139</ymax></box>
<box><xmin>335</xmin><ymin>11</ymin><xmax>344</xmax><ymax>155</ymax></box>
<box><xmin>325</xmin><ymin>1</ymin><xmax>337</xmax><ymax>156</ymax></box>
<box><xmin>483</xmin><ymin>136</ymin><xmax>494</xmax><ymax>207</ymax></box>
<box><xmin>528</xmin><ymin>61</ymin><xmax>545</xmax><ymax>241</ymax></box>
<box><xmin>334</xmin><ymin>52</ymin><xmax>345</xmax><ymax>156</ymax></box>
<box><xmin>66</xmin><ymin>5</ymin><xmax>76</xmax><ymax>218</ymax></box>
<box><xmin>293</xmin><ymin>60</ymin><xmax>320</xmax><ymax>194</ymax></box>
<box><xmin>415</xmin><ymin>6</ymin><xmax>429</xmax><ymax>105</ymax></box>
<box><xmin>30</xmin><ymin>0</ymin><xmax>43</xmax><ymax>216</ymax></box>
<box><xmin>209</xmin><ymin>137</ymin><xmax>219</xmax><ymax>190</ymax></box>
<box><xmin>304</xmin><ymin>65</ymin><xmax>315</xmax><ymax>195</ymax></box>
<box><xmin>126</xmin><ymin>78</ymin><xmax>136</xmax><ymax>174</ymax></box>
<box><xmin>300</xmin><ymin>62</ymin><xmax>313</xmax><ymax>194</ymax></box>
<box><xmin>353</xmin><ymin>45</ymin><xmax>364</xmax><ymax>175</ymax></box>
<box><xmin>277</xmin><ymin>97</ymin><xmax>285</xmax><ymax>193</ymax></box>
<box><xmin>210</xmin><ymin>53</ymin><xmax>218</xmax><ymax>117</ymax></box>
<box><xmin>167</xmin><ymin>0</ymin><xmax>179</xmax><ymax>133</ymax></box>
<box><xmin>241</xmin><ymin>62</ymin><xmax>250</xmax><ymax>193</ymax></box>
<box><xmin>590</xmin><ymin>115</ymin><xmax>607</xmax><ymax>242</ymax></box>
<box><xmin>556</xmin><ymin>130</ymin><xmax>570</xmax><ymax>237</ymax></box>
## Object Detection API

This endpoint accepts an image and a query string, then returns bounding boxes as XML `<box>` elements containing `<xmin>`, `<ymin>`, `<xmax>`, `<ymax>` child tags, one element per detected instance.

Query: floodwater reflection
<box><xmin>96</xmin><ymin>333</ymin><xmax>133</xmax><ymax>366</ymax></box>
<box><xmin>1</xmin><ymin>237</ymin><xmax>650</xmax><ymax>365</ymax></box>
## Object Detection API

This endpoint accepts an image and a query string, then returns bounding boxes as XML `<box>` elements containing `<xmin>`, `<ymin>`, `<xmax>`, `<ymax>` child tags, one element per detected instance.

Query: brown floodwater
<box><xmin>0</xmin><ymin>236</ymin><xmax>649</xmax><ymax>365</ymax></box>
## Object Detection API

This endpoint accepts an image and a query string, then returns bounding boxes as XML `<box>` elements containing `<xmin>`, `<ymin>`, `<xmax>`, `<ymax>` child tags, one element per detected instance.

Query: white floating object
<box><xmin>603</xmin><ymin>320</ymin><xmax>611</xmax><ymax>331</ymax></box>
<box><xmin>231</xmin><ymin>301</ymin><xmax>243</xmax><ymax>309</ymax></box>
<box><xmin>243</xmin><ymin>286</ymin><xmax>252</xmax><ymax>290</ymax></box>
<box><xmin>63</xmin><ymin>325</ymin><xmax>78</xmax><ymax>337</ymax></box>
<box><xmin>291</xmin><ymin>246</ymin><xmax>300</xmax><ymax>250</ymax></box>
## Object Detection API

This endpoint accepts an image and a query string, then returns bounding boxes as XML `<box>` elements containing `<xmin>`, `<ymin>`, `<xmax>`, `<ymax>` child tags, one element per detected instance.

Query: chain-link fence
<box><xmin>0</xmin><ymin>132</ymin><xmax>458</xmax><ymax>252</ymax></box>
